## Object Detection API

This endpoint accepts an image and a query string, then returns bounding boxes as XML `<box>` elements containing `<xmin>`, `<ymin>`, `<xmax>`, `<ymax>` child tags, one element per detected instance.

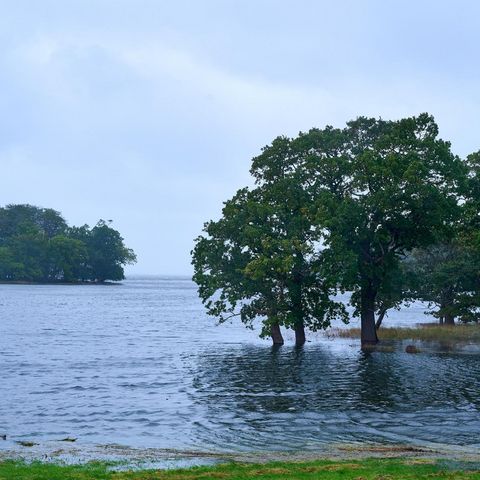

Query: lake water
<box><xmin>1</xmin><ymin>276</ymin><xmax>479</xmax><ymax>461</ymax></box>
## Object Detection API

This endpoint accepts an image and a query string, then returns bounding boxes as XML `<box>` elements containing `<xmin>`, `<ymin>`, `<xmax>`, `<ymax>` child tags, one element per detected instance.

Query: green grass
<box><xmin>2</xmin><ymin>458</ymin><xmax>480</xmax><ymax>480</ymax></box>
<box><xmin>334</xmin><ymin>324</ymin><xmax>480</xmax><ymax>342</ymax></box>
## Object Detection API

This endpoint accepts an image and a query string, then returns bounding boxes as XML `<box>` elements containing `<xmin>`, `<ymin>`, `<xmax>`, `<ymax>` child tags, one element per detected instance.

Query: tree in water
<box><xmin>405</xmin><ymin>243</ymin><xmax>480</xmax><ymax>324</ymax></box>
<box><xmin>196</xmin><ymin>114</ymin><xmax>465</xmax><ymax>349</ymax></box>
<box><xmin>284</xmin><ymin>114</ymin><xmax>463</xmax><ymax>348</ymax></box>
<box><xmin>192</xmin><ymin>176</ymin><xmax>347</xmax><ymax>346</ymax></box>
<box><xmin>404</xmin><ymin>151</ymin><xmax>480</xmax><ymax>325</ymax></box>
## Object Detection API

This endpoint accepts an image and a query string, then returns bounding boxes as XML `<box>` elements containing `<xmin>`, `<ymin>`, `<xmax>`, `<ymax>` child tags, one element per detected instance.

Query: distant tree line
<box><xmin>192</xmin><ymin>114</ymin><xmax>480</xmax><ymax>349</ymax></box>
<box><xmin>0</xmin><ymin>204</ymin><xmax>136</xmax><ymax>282</ymax></box>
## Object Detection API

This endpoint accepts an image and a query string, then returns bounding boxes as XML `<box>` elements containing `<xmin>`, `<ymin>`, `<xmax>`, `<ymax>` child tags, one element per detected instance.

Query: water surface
<box><xmin>1</xmin><ymin>277</ymin><xmax>479</xmax><ymax>458</ymax></box>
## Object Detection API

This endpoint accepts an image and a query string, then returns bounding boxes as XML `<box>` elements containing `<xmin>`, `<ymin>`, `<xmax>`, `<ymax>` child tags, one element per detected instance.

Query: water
<box><xmin>1</xmin><ymin>276</ymin><xmax>479</xmax><ymax>460</ymax></box>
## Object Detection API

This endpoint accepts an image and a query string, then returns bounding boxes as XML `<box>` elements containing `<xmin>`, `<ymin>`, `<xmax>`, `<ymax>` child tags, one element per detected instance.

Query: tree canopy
<box><xmin>0</xmin><ymin>204</ymin><xmax>136</xmax><ymax>283</ymax></box>
<box><xmin>192</xmin><ymin>180</ymin><xmax>348</xmax><ymax>345</ymax></box>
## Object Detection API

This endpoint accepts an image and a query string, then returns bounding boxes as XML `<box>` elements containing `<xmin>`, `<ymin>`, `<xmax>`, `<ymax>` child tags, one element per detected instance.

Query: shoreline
<box><xmin>0</xmin><ymin>280</ymin><xmax>122</xmax><ymax>286</ymax></box>
<box><xmin>2</xmin><ymin>455</ymin><xmax>480</xmax><ymax>479</ymax></box>
<box><xmin>2</xmin><ymin>440</ymin><xmax>479</xmax><ymax>466</ymax></box>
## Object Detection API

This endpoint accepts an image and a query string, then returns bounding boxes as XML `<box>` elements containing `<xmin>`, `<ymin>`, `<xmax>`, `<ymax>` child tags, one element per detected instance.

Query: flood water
<box><xmin>1</xmin><ymin>276</ymin><xmax>479</xmax><ymax>459</ymax></box>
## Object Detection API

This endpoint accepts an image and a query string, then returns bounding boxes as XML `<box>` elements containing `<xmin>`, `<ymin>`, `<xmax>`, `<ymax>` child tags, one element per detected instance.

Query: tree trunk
<box><xmin>270</xmin><ymin>323</ymin><xmax>284</xmax><ymax>345</ymax></box>
<box><xmin>440</xmin><ymin>291</ymin><xmax>455</xmax><ymax>325</ymax></box>
<box><xmin>439</xmin><ymin>316</ymin><xmax>444</xmax><ymax>325</ymax></box>
<box><xmin>444</xmin><ymin>314</ymin><xmax>455</xmax><ymax>325</ymax></box>
<box><xmin>290</xmin><ymin>268</ymin><xmax>306</xmax><ymax>347</ymax></box>
<box><xmin>294</xmin><ymin>322</ymin><xmax>306</xmax><ymax>347</ymax></box>
<box><xmin>361</xmin><ymin>283</ymin><xmax>378</xmax><ymax>348</ymax></box>
<box><xmin>375</xmin><ymin>307</ymin><xmax>387</xmax><ymax>330</ymax></box>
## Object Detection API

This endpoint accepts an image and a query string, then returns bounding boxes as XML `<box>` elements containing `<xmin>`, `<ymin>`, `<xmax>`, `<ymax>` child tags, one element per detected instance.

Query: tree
<box><xmin>352</xmin><ymin>258</ymin><xmax>414</xmax><ymax>331</ymax></box>
<box><xmin>296</xmin><ymin>114</ymin><xmax>463</xmax><ymax>347</ymax></box>
<box><xmin>192</xmin><ymin>176</ymin><xmax>348</xmax><ymax>346</ymax></box>
<box><xmin>404</xmin><ymin>149</ymin><xmax>480</xmax><ymax>324</ymax></box>
<box><xmin>405</xmin><ymin>242</ymin><xmax>480</xmax><ymax>324</ymax></box>
<box><xmin>40</xmin><ymin>208</ymin><xmax>68</xmax><ymax>238</ymax></box>
<box><xmin>67</xmin><ymin>225</ymin><xmax>94</xmax><ymax>281</ymax></box>
<box><xmin>85</xmin><ymin>220</ymin><xmax>137</xmax><ymax>282</ymax></box>
<box><xmin>463</xmin><ymin>151</ymin><xmax>480</xmax><ymax>252</ymax></box>
<box><xmin>6</xmin><ymin>232</ymin><xmax>47</xmax><ymax>281</ymax></box>
<box><xmin>46</xmin><ymin>236</ymin><xmax>88</xmax><ymax>282</ymax></box>
<box><xmin>194</xmin><ymin>114</ymin><xmax>466</xmax><ymax>348</ymax></box>
<box><xmin>0</xmin><ymin>246</ymin><xmax>25</xmax><ymax>280</ymax></box>
<box><xmin>0</xmin><ymin>204</ymin><xmax>66</xmax><ymax>242</ymax></box>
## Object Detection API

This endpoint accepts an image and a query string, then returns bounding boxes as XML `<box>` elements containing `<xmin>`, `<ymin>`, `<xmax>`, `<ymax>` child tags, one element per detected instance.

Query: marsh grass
<box><xmin>333</xmin><ymin>324</ymin><xmax>480</xmax><ymax>343</ymax></box>
<box><xmin>1</xmin><ymin>458</ymin><xmax>480</xmax><ymax>480</ymax></box>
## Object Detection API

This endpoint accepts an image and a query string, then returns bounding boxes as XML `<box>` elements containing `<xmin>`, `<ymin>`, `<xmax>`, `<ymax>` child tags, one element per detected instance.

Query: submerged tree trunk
<box><xmin>444</xmin><ymin>314</ymin><xmax>455</xmax><ymax>325</ymax></box>
<box><xmin>294</xmin><ymin>322</ymin><xmax>306</xmax><ymax>347</ymax></box>
<box><xmin>270</xmin><ymin>323</ymin><xmax>284</xmax><ymax>345</ymax></box>
<box><xmin>361</xmin><ymin>283</ymin><xmax>378</xmax><ymax>348</ymax></box>
<box><xmin>290</xmin><ymin>267</ymin><xmax>306</xmax><ymax>347</ymax></box>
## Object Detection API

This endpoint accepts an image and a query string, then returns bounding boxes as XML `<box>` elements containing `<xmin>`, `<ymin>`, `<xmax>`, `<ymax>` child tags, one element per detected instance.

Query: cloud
<box><xmin>0</xmin><ymin>3</ymin><xmax>479</xmax><ymax>274</ymax></box>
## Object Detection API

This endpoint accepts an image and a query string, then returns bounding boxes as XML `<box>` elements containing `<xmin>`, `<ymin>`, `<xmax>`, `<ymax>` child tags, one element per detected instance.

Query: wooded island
<box><xmin>0</xmin><ymin>204</ymin><xmax>136</xmax><ymax>283</ymax></box>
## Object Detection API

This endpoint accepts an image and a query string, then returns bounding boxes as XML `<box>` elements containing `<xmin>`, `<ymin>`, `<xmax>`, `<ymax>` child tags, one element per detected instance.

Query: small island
<box><xmin>0</xmin><ymin>204</ymin><xmax>136</xmax><ymax>283</ymax></box>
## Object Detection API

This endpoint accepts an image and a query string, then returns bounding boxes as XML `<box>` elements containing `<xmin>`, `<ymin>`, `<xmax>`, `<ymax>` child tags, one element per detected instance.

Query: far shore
<box><xmin>0</xmin><ymin>280</ymin><xmax>122</xmax><ymax>286</ymax></box>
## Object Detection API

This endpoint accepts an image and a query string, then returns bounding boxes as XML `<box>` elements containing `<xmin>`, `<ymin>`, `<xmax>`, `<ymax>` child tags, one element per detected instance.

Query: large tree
<box><xmin>204</xmin><ymin>114</ymin><xmax>464</xmax><ymax>348</ymax></box>
<box><xmin>299</xmin><ymin>114</ymin><xmax>464</xmax><ymax>346</ymax></box>
<box><xmin>403</xmin><ymin>149</ymin><xmax>480</xmax><ymax>325</ymax></box>
<box><xmin>193</xmin><ymin>114</ymin><xmax>466</xmax><ymax>348</ymax></box>
<box><xmin>192</xmin><ymin>172</ymin><xmax>347</xmax><ymax>345</ymax></box>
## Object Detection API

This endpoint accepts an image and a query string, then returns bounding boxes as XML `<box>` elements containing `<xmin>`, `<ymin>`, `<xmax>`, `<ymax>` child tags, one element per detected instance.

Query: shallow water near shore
<box><xmin>1</xmin><ymin>276</ymin><xmax>479</xmax><ymax>465</ymax></box>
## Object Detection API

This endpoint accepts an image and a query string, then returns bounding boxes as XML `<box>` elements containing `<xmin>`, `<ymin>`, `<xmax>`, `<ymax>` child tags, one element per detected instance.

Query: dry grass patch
<box><xmin>333</xmin><ymin>324</ymin><xmax>480</xmax><ymax>343</ymax></box>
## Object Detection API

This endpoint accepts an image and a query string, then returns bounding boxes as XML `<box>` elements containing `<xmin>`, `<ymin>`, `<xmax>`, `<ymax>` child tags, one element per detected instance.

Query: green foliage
<box><xmin>86</xmin><ymin>220</ymin><xmax>137</xmax><ymax>282</ymax></box>
<box><xmin>396</xmin><ymin>148</ymin><xmax>480</xmax><ymax>324</ymax></box>
<box><xmin>46</xmin><ymin>235</ymin><xmax>88</xmax><ymax>282</ymax></box>
<box><xmin>251</xmin><ymin>115</ymin><xmax>464</xmax><ymax>339</ymax></box>
<box><xmin>0</xmin><ymin>205</ymin><xmax>136</xmax><ymax>283</ymax></box>
<box><xmin>0</xmin><ymin>246</ymin><xmax>25</xmax><ymax>279</ymax></box>
<box><xmin>192</xmin><ymin>178</ymin><xmax>347</xmax><ymax>338</ymax></box>
<box><xmin>193</xmin><ymin>113</ymin><xmax>470</xmax><ymax>343</ymax></box>
<box><xmin>403</xmin><ymin>150</ymin><xmax>480</xmax><ymax>324</ymax></box>
<box><xmin>406</xmin><ymin>242</ymin><xmax>480</xmax><ymax>323</ymax></box>
<box><xmin>464</xmin><ymin>150</ymin><xmax>480</xmax><ymax>236</ymax></box>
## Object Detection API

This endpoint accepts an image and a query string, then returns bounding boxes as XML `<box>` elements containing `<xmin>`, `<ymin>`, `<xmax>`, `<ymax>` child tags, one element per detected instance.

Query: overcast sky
<box><xmin>1</xmin><ymin>1</ymin><xmax>479</xmax><ymax>275</ymax></box>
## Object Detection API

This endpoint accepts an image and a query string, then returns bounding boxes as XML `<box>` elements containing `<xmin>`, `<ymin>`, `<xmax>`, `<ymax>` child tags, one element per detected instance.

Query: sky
<box><xmin>1</xmin><ymin>1</ymin><xmax>479</xmax><ymax>275</ymax></box>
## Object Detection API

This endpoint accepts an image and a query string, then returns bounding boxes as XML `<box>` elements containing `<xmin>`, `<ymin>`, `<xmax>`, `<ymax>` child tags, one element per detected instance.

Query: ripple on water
<box><xmin>0</xmin><ymin>277</ymin><xmax>479</xmax><ymax>457</ymax></box>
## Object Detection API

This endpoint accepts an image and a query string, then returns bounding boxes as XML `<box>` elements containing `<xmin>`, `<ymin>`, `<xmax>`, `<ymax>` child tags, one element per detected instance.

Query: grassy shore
<box><xmin>1</xmin><ymin>458</ymin><xmax>480</xmax><ymax>479</ymax></box>
<box><xmin>333</xmin><ymin>324</ymin><xmax>480</xmax><ymax>342</ymax></box>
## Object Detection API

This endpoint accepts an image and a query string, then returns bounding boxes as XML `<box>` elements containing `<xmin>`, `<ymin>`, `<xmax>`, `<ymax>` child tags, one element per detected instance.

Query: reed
<box><xmin>333</xmin><ymin>324</ymin><xmax>480</xmax><ymax>342</ymax></box>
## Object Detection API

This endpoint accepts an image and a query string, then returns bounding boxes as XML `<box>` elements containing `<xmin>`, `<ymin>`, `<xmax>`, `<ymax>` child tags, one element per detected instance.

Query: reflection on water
<box><xmin>0</xmin><ymin>277</ymin><xmax>479</xmax><ymax>457</ymax></box>
<box><xmin>191</xmin><ymin>344</ymin><xmax>480</xmax><ymax>451</ymax></box>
